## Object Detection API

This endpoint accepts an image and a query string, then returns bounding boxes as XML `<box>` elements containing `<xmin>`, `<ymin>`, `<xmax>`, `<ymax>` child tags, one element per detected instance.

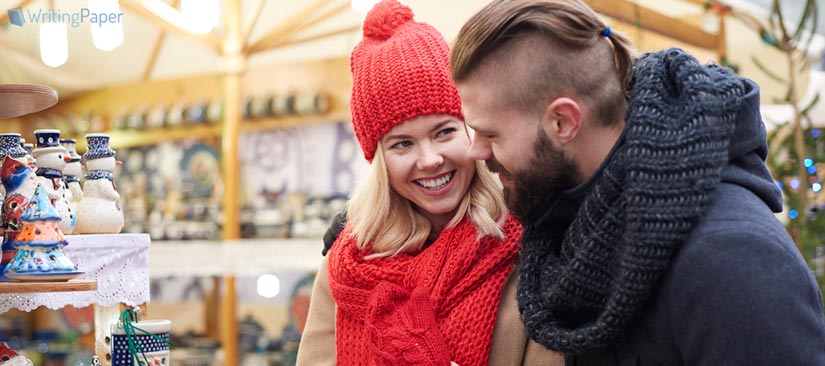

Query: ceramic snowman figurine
<box><xmin>0</xmin><ymin>133</ymin><xmax>29</xmax><ymax>205</ymax></box>
<box><xmin>32</xmin><ymin>130</ymin><xmax>75</xmax><ymax>235</ymax></box>
<box><xmin>76</xmin><ymin>134</ymin><xmax>124</xmax><ymax>234</ymax></box>
<box><xmin>22</xmin><ymin>142</ymin><xmax>35</xmax><ymax>168</ymax></box>
<box><xmin>0</xmin><ymin>157</ymin><xmax>39</xmax><ymax>276</ymax></box>
<box><xmin>60</xmin><ymin>139</ymin><xmax>83</xmax><ymax>216</ymax></box>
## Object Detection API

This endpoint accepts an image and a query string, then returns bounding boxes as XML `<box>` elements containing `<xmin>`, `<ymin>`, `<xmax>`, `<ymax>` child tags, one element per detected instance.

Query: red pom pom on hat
<box><xmin>363</xmin><ymin>0</ymin><xmax>414</xmax><ymax>40</ymax></box>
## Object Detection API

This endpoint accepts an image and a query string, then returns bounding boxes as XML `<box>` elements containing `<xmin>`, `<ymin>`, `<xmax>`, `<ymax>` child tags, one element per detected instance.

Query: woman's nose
<box><xmin>416</xmin><ymin>145</ymin><xmax>444</xmax><ymax>170</ymax></box>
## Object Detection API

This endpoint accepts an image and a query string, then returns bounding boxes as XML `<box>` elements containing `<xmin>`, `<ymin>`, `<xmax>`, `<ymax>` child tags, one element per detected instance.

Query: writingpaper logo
<box><xmin>5</xmin><ymin>8</ymin><xmax>122</xmax><ymax>28</ymax></box>
<box><xmin>7</xmin><ymin>8</ymin><xmax>24</xmax><ymax>27</ymax></box>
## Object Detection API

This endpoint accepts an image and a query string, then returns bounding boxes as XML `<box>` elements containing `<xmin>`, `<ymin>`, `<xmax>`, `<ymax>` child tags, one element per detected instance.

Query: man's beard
<box><xmin>487</xmin><ymin>131</ymin><xmax>579</xmax><ymax>222</ymax></box>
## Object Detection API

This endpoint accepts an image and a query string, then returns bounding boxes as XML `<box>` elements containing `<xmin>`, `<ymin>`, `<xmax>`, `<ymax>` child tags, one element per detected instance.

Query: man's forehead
<box><xmin>463</xmin><ymin>113</ymin><xmax>496</xmax><ymax>134</ymax></box>
<box><xmin>458</xmin><ymin>75</ymin><xmax>494</xmax><ymax>100</ymax></box>
<box><xmin>459</xmin><ymin>84</ymin><xmax>490</xmax><ymax>115</ymax></box>
<box><xmin>460</xmin><ymin>103</ymin><xmax>483</xmax><ymax>128</ymax></box>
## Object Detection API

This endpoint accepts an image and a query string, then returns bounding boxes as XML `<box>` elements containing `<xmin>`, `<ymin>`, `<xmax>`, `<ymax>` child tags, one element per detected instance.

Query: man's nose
<box><xmin>468</xmin><ymin>135</ymin><xmax>492</xmax><ymax>161</ymax></box>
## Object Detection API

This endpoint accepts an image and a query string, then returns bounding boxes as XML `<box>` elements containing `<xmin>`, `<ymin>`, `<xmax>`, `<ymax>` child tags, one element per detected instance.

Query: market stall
<box><xmin>2</xmin><ymin>0</ymin><xmax>820</xmax><ymax>365</ymax></box>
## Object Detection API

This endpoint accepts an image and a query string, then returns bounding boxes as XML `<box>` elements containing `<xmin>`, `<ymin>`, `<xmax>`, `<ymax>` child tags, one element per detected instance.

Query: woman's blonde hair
<box><xmin>346</xmin><ymin>140</ymin><xmax>507</xmax><ymax>259</ymax></box>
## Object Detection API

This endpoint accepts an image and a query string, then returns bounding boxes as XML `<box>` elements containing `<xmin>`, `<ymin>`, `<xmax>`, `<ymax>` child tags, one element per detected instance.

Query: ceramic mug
<box><xmin>110</xmin><ymin>320</ymin><xmax>171</xmax><ymax>366</ymax></box>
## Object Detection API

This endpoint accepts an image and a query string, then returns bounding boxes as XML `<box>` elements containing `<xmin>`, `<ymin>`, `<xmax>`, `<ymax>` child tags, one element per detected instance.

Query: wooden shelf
<box><xmin>0</xmin><ymin>279</ymin><xmax>97</xmax><ymax>293</ymax></box>
<box><xmin>66</xmin><ymin>110</ymin><xmax>350</xmax><ymax>150</ymax></box>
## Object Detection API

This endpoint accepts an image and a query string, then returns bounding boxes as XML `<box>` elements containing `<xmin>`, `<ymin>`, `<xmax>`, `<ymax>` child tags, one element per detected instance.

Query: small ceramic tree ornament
<box><xmin>4</xmin><ymin>183</ymin><xmax>81</xmax><ymax>281</ymax></box>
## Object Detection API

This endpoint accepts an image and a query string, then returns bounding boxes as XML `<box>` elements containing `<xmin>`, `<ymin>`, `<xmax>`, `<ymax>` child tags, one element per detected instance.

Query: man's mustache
<box><xmin>485</xmin><ymin>158</ymin><xmax>513</xmax><ymax>179</ymax></box>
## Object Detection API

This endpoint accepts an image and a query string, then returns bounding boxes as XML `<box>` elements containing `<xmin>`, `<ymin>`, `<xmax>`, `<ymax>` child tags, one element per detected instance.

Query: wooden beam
<box><xmin>586</xmin><ymin>0</ymin><xmax>719</xmax><ymax>49</ymax></box>
<box><xmin>121</xmin><ymin>0</ymin><xmax>222</xmax><ymax>54</ymax></box>
<box><xmin>245</xmin><ymin>0</ymin><xmax>329</xmax><ymax>54</ymax></box>
<box><xmin>142</xmin><ymin>0</ymin><xmax>179</xmax><ymax>81</ymax></box>
<box><xmin>220</xmin><ymin>0</ymin><xmax>244</xmax><ymax>244</ymax></box>
<box><xmin>682</xmin><ymin>0</ymin><xmax>722</xmax><ymax>7</ymax></box>
<box><xmin>274</xmin><ymin>24</ymin><xmax>361</xmax><ymax>49</ymax></box>
<box><xmin>248</xmin><ymin>2</ymin><xmax>352</xmax><ymax>55</ymax></box>
<box><xmin>220</xmin><ymin>1</ymin><xmax>244</xmax><ymax>364</ymax></box>
<box><xmin>141</xmin><ymin>31</ymin><xmax>167</xmax><ymax>81</ymax></box>
<box><xmin>0</xmin><ymin>0</ymin><xmax>36</xmax><ymax>26</ymax></box>
<box><xmin>220</xmin><ymin>277</ymin><xmax>239</xmax><ymax>366</ymax></box>
<box><xmin>241</xmin><ymin>0</ymin><xmax>267</xmax><ymax>47</ymax></box>
<box><xmin>95</xmin><ymin>304</ymin><xmax>121</xmax><ymax>366</ymax></box>
<box><xmin>716</xmin><ymin>9</ymin><xmax>727</xmax><ymax>63</ymax></box>
<box><xmin>283</xmin><ymin>1</ymin><xmax>351</xmax><ymax>42</ymax></box>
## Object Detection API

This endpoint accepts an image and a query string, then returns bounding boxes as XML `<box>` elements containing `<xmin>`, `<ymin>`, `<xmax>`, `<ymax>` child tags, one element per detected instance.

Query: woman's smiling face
<box><xmin>380</xmin><ymin>114</ymin><xmax>475</xmax><ymax>228</ymax></box>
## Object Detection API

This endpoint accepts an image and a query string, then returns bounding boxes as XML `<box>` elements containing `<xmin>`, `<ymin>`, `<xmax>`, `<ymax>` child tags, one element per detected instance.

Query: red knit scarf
<box><xmin>328</xmin><ymin>216</ymin><xmax>521</xmax><ymax>366</ymax></box>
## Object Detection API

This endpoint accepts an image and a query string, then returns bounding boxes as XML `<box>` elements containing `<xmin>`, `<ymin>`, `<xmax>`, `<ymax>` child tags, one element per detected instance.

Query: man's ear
<box><xmin>540</xmin><ymin>97</ymin><xmax>582</xmax><ymax>146</ymax></box>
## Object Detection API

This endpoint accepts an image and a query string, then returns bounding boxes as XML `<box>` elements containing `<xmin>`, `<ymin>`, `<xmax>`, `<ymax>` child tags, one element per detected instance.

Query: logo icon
<box><xmin>7</xmin><ymin>8</ymin><xmax>24</xmax><ymax>27</ymax></box>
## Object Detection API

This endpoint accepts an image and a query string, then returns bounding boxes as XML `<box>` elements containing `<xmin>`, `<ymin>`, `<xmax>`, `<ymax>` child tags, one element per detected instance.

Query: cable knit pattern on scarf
<box><xmin>328</xmin><ymin>216</ymin><xmax>521</xmax><ymax>366</ymax></box>
<box><xmin>517</xmin><ymin>48</ymin><xmax>745</xmax><ymax>354</ymax></box>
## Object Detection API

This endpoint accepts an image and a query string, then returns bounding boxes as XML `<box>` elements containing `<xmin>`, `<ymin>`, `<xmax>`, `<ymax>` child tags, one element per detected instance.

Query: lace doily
<box><xmin>0</xmin><ymin>233</ymin><xmax>150</xmax><ymax>313</ymax></box>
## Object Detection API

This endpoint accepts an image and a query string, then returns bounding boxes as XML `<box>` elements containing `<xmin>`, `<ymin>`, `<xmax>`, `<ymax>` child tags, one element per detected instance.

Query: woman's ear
<box><xmin>540</xmin><ymin>97</ymin><xmax>582</xmax><ymax>146</ymax></box>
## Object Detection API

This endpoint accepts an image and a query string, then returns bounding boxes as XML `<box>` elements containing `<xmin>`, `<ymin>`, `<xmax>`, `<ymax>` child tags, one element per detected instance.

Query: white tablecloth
<box><xmin>0</xmin><ymin>233</ymin><xmax>150</xmax><ymax>313</ymax></box>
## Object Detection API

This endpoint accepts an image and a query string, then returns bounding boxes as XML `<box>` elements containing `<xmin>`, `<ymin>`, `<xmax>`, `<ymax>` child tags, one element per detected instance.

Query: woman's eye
<box><xmin>390</xmin><ymin>140</ymin><xmax>412</xmax><ymax>149</ymax></box>
<box><xmin>436</xmin><ymin>127</ymin><xmax>456</xmax><ymax>138</ymax></box>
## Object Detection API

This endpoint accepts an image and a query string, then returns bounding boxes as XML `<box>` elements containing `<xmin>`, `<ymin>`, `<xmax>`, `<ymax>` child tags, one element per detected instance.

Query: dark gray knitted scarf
<box><xmin>517</xmin><ymin>48</ymin><xmax>745</xmax><ymax>354</ymax></box>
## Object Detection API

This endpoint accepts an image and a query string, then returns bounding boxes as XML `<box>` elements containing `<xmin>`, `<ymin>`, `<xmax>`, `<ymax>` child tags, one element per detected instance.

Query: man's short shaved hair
<box><xmin>451</xmin><ymin>0</ymin><xmax>635</xmax><ymax>126</ymax></box>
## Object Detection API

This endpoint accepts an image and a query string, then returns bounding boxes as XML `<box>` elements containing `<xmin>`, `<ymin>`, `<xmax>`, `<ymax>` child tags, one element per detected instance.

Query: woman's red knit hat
<box><xmin>349</xmin><ymin>0</ymin><xmax>463</xmax><ymax>162</ymax></box>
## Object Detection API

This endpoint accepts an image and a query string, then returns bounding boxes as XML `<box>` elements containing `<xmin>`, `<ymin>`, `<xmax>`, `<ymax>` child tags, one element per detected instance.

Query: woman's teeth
<box><xmin>416</xmin><ymin>172</ymin><xmax>453</xmax><ymax>189</ymax></box>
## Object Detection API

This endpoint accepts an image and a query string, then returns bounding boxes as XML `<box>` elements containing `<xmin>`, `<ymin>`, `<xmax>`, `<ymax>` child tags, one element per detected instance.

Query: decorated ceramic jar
<box><xmin>110</xmin><ymin>320</ymin><xmax>171</xmax><ymax>366</ymax></box>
